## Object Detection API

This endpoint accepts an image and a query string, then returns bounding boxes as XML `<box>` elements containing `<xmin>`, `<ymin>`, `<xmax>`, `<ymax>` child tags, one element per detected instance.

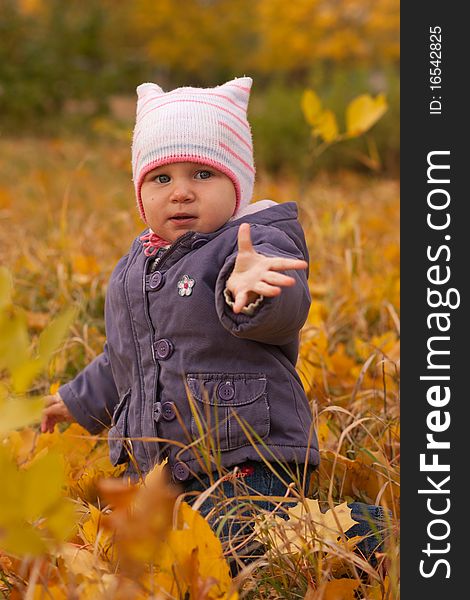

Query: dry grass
<box><xmin>0</xmin><ymin>136</ymin><xmax>399</xmax><ymax>599</ymax></box>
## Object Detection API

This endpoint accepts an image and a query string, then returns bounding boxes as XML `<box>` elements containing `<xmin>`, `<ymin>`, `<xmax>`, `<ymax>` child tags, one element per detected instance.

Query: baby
<box><xmin>42</xmin><ymin>76</ymin><xmax>318</xmax><ymax>481</ymax></box>
<box><xmin>41</xmin><ymin>77</ymin><xmax>387</xmax><ymax>567</ymax></box>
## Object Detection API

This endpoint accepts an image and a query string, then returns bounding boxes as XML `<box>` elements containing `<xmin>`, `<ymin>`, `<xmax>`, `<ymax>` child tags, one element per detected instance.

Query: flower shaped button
<box><xmin>177</xmin><ymin>274</ymin><xmax>195</xmax><ymax>297</ymax></box>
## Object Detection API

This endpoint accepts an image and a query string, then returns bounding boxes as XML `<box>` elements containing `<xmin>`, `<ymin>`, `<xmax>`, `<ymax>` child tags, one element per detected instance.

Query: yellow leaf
<box><xmin>0</xmin><ymin>312</ymin><xmax>29</xmax><ymax>373</ymax></box>
<box><xmin>346</xmin><ymin>94</ymin><xmax>388</xmax><ymax>138</ymax></box>
<box><xmin>254</xmin><ymin>499</ymin><xmax>359</xmax><ymax>554</ymax></box>
<box><xmin>80</xmin><ymin>503</ymin><xmax>114</xmax><ymax>556</ymax></box>
<box><xmin>313</xmin><ymin>109</ymin><xmax>339</xmax><ymax>142</ymax></box>
<box><xmin>22</xmin><ymin>450</ymin><xmax>66</xmax><ymax>520</ymax></box>
<box><xmin>301</xmin><ymin>90</ymin><xmax>323</xmax><ymax>126</ymax></box>
<box><xmin>3</xmin><ymin>428</ymin><xmax>37</xmax><ymax>464</ymax></box>
<box><xmin>0</xmin><ymin>396</ymin><xmax>44</xmax><ymax>435</ymax></box>
<box><xmin>156</xmin><ymin>502</ymin><xmax>233</xmax><ymax>598</ymax></box>
<box><xmin>58</xmin><ymin>543</ymin><xmax>109</xmax><ymax>579</ymax></box>
<box><xmin>0</xmin><ymin>447</ymin><xmax>74</xmax><ymax>555</ymax></box>
<box><xmin>37</xmin><ymin>306</ymin><xmax>77</xmax><ymax>368</ymax></box>
<box><xmin>0</xmin><ymin>520</ymin><xmax>46</xmax><ymax>555</ymax></box>
<box><xmin>322</xmin><ymin>578</ymin><xmax>360</xmax><ymax>600</ymax></box>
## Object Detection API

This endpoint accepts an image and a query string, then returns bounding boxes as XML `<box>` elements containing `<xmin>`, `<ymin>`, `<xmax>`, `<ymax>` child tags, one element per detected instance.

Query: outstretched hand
<box><xmin>41</xmin><ymin>393</ymin><xmax>75</xmax><ymax>433</ymax></box>
<box><xmin>225</xmin><ymin>223</ymin><xmax>308</xmax><ymax>314</ymax></box>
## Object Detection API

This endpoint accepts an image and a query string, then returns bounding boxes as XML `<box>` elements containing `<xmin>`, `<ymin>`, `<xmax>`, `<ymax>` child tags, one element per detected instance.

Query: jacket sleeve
<box><xmin>215</xmin><ymin>226</ymin><xmax>311</xmax><ymax>346</ymax></box>
<box><xmin>58</xmin><ymin>341</ymin><xmax>119</xmax><ymax>434</ymax></box>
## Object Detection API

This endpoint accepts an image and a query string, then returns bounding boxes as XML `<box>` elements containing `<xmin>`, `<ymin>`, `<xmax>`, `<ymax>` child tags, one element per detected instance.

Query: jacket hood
<box><xmin>219</xmin><ymin>200</ymin><xmax>307</xmax><ymax>259</ymax></box>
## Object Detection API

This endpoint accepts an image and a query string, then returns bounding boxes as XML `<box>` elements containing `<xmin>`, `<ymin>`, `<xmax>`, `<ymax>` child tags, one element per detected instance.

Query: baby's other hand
<box><xmin>41</xmin><ymin>393</ymin><xmax>75</xmax><ymax>433</ymax></box>
<box><xmin>226</xmin><ymin>223</ymin><xmax>308</xmax><ymax>314</ymax></box>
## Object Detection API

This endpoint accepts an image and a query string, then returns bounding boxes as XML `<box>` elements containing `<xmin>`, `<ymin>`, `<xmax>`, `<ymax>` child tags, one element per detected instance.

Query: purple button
<box><xmin>173</xmin><ymin>461</ymin><xmax>190</xmax><ymax>481</ymax></box>
<box><xmin>162</xmin><ymin>401</ymin><xmax>176</xmax><ymax>421</ymax></box>
<box><xmin>154</xmin><ymin>338</ymin><xmax>173</xmax><ymax>360</ymax></box>
<box><xmin>217</xmin><ymin>381</ymin><xmax>235</xmax><ymax>401</ymax></box>
<box><xmin>149</xmin><ymin>271</ymin><xmax>163</xmax><ymax>290</ymax></box>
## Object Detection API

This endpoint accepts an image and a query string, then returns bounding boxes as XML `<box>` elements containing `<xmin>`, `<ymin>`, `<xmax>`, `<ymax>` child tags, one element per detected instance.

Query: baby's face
<box><xmin>141</xmin><ymin>162</ymin><xmax>237</xmax><ymax>242</ymax></box>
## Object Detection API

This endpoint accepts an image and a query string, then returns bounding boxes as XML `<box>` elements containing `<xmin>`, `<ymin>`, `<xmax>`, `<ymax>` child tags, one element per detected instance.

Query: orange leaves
<box><xmin>97</xmin><ymin>466</ymin><xmax>175</xmax><ymax>576</ymax></box>
<box><xmin>82</xmin><ymin>462</ymin><xmax>238</xmax><ymax>598</ymax></box>
<box><xmin>318</xmin><ymin>449</ymin><xmax>399</xmax><ymax>511</ymax></box>
<box><xmin>0</xmin><ymin>447</ymin><xmax>76</xmax><ymax>556</ymax></box>
<box><xmin>304</xmin><ymin>578</ymin><xmax>360</xmax><ymax>600</ymax></box>
<box><xmin>254</xmin><ymin>0</ymin><xmax>399</xmax><ymax>72</ymax></box>
<box><xmin>0</xmin><ymin>454</ymin><xmax>237</xmax><ymax>597</ymax></box>
<box><xmin>0</xmin><ymin>133</ymin><xmax>398</xmax><ymax>595</ymax></box>
<box><xmin>298</xmin><ymin>332</ymin><xmax>399</xmax><ymax>402</ymax></box>
<box><xmin>155</xmin><ymin>503</ymin><xmax>236</xmax><ymax>599</ymax></box>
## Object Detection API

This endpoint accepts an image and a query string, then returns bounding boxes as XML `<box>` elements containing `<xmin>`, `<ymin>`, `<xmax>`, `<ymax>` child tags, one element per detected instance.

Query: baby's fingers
<box><xmin>253</xmin><ymin>282</ymin><xmax>282</xmax><ymax>298</ymax></box>
<box><xmin>262</xmin><ymin>271</ymin><xmax>296</xmax><ymax>287</ymax></box>
<box><xmin>267</xmin><ymin>257</ymin><xmax>308</xmax><ymax>272</ymax></box>
<box><xmin>232</xmin><ymin>290</ymin><xmax>250</xmax><ymax>314</ymax></box>
<box><xmin>237</xmin><ymin>223</ymin><xmax>254</xmax><ymax>255</ymax></box>
<box><xmin>41</xmin><ymin>413</ymin><xmax>56</xmax><ymax>434</ymax></box>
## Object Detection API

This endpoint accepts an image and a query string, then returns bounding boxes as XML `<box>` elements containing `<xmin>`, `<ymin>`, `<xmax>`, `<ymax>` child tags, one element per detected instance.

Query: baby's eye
<box><xmin>195</xmin><ymin>170</ymin><xmax>212</xmax><ymax>180</ymax></box>
<box><xmin>154</xmin><ymin>174</ymin><xmax>170</xmax><ymax>184</ymax></box>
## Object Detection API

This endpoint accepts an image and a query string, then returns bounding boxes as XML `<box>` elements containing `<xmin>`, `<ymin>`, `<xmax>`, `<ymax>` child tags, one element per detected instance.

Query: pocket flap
<box><xmin>186</xmin><ymin>374</ymin><xmax>266</xmax><ymax>406</ymax></box>
<box><xmin>108</xmin><ymin>388</ymin><xmax>131</xmax><ymax>466</ymax></box>
<box><xmin>111</xmin><ymin>388</ymin><xmax>131</xmax><ymax>428</ymax></box>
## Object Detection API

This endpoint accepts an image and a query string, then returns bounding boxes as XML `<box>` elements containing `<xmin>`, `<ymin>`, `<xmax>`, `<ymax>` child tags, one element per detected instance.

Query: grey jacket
<box><xmin>59</xmin><ymin>202</ymin><xmax>320</xmax><ymax>483</ymax></box>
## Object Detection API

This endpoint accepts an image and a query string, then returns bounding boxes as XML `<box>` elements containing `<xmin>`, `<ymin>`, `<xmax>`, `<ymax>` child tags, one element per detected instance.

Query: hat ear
<box><xmin>136</xmin><ymin>82</ymin><xmax>165</xmax><ymax>99</ymax></box>
<box><xmin>220</xmin><ymin>77</ymin><xmax>253</xmax><ymax>111</ymax></box>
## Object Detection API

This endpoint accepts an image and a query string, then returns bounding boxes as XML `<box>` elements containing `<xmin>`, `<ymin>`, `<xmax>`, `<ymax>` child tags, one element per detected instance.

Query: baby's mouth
<box><xmin>169</xmin><ymin>214</ymin><xmax>197</xmax><ymax>225</ymax></box>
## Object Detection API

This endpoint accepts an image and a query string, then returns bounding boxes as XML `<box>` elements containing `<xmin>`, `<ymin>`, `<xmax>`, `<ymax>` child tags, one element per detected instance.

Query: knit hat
<box><xmin>131</xmin><ymin>76</ymin><xmax>255</xmax><ymax>227</ymax></box>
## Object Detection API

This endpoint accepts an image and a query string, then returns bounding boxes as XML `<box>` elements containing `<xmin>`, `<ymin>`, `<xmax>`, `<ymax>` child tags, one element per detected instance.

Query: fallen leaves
<box><xmin>254</xmin><ymin>499</ymin><xmax>359</xmax><ymax>555</ymax></box>
<box><xmin>0</xmin><ymin>145</ymin><xmax>399</xmax><ymax>597</ymax></box>
<box><xmin>317</xmin><ymin>449</ymin><xmax>399</xmax><ymax>511</ymax></box>
<box><xmin>0</xmin><ymin>447</ymin><xmax>76</xmax><ymax>555</ymax></box>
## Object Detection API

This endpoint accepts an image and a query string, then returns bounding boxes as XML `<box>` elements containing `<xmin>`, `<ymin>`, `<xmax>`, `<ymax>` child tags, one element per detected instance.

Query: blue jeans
<box><xmin>181</xmin><ymin>460</ymin><xmax>391</xmax><ymax>572</ymax></box>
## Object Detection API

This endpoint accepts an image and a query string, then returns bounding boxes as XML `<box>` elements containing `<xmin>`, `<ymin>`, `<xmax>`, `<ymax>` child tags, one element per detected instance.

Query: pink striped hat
<box><xmin>132</xmin><ymin>77</ymin><xmax>255</xmax><ymax>225</ymax></box>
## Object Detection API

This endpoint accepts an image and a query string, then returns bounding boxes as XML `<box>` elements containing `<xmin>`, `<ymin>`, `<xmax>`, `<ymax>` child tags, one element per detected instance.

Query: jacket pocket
<box><xmin>108</xmin><ymin>388</ymin><xmax>131</xmax><ymax>466</ymax></box>
<box><xmin>187</xmin><ymin>373</ymin><xmax>270</xmax><ymax>451</ymax></box>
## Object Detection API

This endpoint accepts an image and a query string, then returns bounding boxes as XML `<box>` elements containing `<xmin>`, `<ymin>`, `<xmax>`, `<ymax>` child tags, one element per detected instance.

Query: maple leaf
<box><xmin>254</xmin><ymin>499</ymin><xmax>359</xmax><ymax>555</ymax></box>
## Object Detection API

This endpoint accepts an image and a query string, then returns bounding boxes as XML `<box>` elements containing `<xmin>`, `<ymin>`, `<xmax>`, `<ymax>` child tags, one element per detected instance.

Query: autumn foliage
<box><xmin>0</xmin><ymin>93</ymin><xmax>398</xmax><ymax>597</ymax></box>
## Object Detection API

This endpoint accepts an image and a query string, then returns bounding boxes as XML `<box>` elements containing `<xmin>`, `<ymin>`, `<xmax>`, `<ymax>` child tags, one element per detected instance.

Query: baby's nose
<box><xmin>170</xmin><ymin>185</ymin><xmax>195</xmax><ymax>203</ymax></box>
